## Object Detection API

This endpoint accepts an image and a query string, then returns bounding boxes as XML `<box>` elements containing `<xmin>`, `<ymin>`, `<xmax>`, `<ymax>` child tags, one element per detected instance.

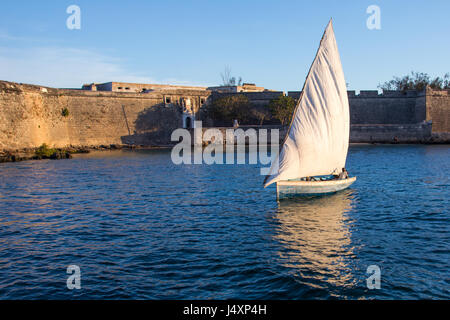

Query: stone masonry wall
<box><xmin>426</xmin><ymin>88</ymin><xmax>450</xmax><ymax>133</ymax></box>
<box><xmin>211</xmin><ymin>91</ymin><xmax>283</xmax><ymax>107</ymax></box>
<box><xmin>196</xmin><ymin>123</ymin><xmax>433</xmax><ymax>145</ymax></box>
<box><xmin>288</xmin><ymin>90</ymin><xmax>427</xmax><ymax>125</ymax></box>
<box><xmin>0</xmin><ymin>81</ymin><xmax>448</xmax><ymax>151</ymax></box>
<box><xmin>0</xmin><ymin>81</ymin><xmax>207</xmax><ymax>151</ymax></box>
<box><xmin>349</xmin><ymin>123</ymin><xmax>432</xmax><ymax>143</ymax></box>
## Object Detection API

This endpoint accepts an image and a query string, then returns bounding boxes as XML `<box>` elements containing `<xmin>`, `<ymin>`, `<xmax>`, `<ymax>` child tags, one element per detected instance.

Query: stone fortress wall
<box><xmin>82</xmin><ymin>81</ymin><xmax>208</xmax><ymax>93</ymax></box>
<box><xmin>426</xmin><ymin>88</ymin><xmax>450</xmax><ymax>133</ymax></box>
<box><xmin>0</xmin><ymin>81</ymin><xmax>208</xmax><ymax>150</ymax></box>
<box><xmin>287</xmin><ymin>90</ymin><xmax>426</xmax><ymax>125</ymax></box>
<box><xmin>288</xmin><ymin>88</ymin><xmax>449</xmax><ymax>143</ymax></box>
<box><xmin>0</xmin><ymin>80</ymin><xmax>449</xmax><ymax>151</ymax></box>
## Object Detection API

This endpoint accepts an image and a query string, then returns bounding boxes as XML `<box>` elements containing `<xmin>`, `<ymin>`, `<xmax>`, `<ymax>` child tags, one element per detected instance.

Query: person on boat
<box><xmin>338</xmin><ymin>168</ymin><xmax>349</xmax><ymax>180</ymax></box>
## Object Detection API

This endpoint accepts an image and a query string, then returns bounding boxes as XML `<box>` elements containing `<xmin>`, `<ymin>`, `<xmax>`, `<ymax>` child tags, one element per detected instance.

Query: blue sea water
<box><xmin>0</xmin><ymin>145</ymin><xmax>448</xmax><ymax>299</ymax></box>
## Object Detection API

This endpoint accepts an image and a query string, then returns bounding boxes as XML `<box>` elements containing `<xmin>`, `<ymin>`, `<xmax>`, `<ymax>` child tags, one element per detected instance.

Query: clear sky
<box><xmin>0</xmin><ymin>0</ymin><xmax>449</xmax><ymax>91</ymax></box>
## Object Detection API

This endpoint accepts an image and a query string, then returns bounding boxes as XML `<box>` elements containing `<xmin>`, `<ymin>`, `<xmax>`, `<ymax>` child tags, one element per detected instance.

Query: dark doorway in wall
<box><xmin>185</xmin><ymin>117</ymin><xmax>192</xmax><ymax>129</ymax></box>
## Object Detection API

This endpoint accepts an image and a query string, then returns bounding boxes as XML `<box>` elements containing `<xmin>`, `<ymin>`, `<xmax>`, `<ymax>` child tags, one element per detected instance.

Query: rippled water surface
<box><xmin>0</xmin><ymin>145</ymin><xmax>448</xmax><ymax>299</ymax></box>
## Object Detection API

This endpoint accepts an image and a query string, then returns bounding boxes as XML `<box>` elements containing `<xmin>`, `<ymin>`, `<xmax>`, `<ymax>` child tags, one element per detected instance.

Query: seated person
<box><xmin>338</xmin><ymin>168</ymin><xmax>349</xmax><ymax>180</ymax></box>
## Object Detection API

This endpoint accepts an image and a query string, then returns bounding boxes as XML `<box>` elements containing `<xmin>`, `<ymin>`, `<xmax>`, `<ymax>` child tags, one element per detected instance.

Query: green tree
<box><xmin>207</xmin><ymin>95</ymin><xmax>251</xmax><ymax>125</ymax></box>
<box><xmin>250</xmin><ymin>105</ymin><xmax>270</xmax><ymax>126</ymax></box>
<box><xmin>378</xmin><ymin>71</ymin><xmax>450</xmax><ymax>92</ymax></box>
<box><xmin>268</xmin><ymin>94</ymin><xmax>296</xmax><ymax>126</ymax></box>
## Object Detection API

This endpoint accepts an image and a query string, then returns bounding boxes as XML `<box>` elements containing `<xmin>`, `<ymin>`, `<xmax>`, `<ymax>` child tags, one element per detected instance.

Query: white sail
<box><xmin>264</xmin><ymin>20</ymin><xmax>349</xmax><ymax>187</ymax></box>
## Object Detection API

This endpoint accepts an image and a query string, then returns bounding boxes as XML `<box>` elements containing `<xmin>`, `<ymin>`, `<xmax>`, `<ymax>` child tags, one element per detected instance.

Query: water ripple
<box><xmin>0</xmin><ymin>146</ymin><xmax>448</xmax><ymax>299</ymax></box>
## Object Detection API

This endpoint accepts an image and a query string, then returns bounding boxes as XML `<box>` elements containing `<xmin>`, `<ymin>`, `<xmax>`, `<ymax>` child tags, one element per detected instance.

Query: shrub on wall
<box><xmin>61</xmin><ymin>107</ymin><xmax>69</xmax><ymax>117</ymax></box>
<box><xmin>35</xmin><ymin>143</ymin><xmax>57</xmax><ymax>157</ymax></box>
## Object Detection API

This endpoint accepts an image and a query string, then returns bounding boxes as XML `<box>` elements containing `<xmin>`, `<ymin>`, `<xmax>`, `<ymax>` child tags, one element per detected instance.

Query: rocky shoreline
<box><xmin>0</xmin><ymin>144</ymin><xmax>172</xmax><ymax>163</ymax></box>
<box><xmin>1</xmin><ymin>139</ymin><xmax>448</xmax><ymax>164</ymax></box>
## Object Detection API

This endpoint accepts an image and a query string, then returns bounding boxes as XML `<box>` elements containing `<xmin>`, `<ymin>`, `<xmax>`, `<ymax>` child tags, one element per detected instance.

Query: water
<box><xmin>0</xmin><ymin>145</ymin><xmax>448</xmax><ymax>299</ymax></box>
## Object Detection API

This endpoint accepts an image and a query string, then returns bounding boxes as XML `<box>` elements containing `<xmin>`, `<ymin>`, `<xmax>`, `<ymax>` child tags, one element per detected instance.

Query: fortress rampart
<box><xmin>426</xmin><ymin>89</ymin><xmax>450</xmax><ymax>133</ymax></box>
<box><xmin>0</xmin><ymin>81</ymin><xmax>208</xmax><ymax>150</ymax></box>
<box><xmin>288</xmin><ymin>90</ymin><xmax>429</xmax><ymax>125</ymax></box>
<box><xmin>0</xmin><ymin>80</ymin><xmax>448</xmax><ymax>151</ymax></box>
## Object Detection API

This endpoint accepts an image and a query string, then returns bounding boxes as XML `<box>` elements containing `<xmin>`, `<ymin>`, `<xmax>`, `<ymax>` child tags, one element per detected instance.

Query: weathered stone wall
<box><xmin>288</xmin><ymin>90</ymin><xmax>427</xmax><ymax>125</ymax></box>
<box><xmin>211</xmin><ymin>91</ymin><xmax>283</xmax><ymax>107</ymax></box>
<box><xmin>188</xmin><ymin>123</ymin><xmax>433</xmax><ymax>145</ymax></box>
<box><xmin>0</xmin><ymin>81</ymin><xmax>207</xmax><ymax>151</ymax></box>
<box><xmin>192</xmin><ymin>125</ymin><xmax>286</xmax><ymax>145</ymax></box>
<box><xmin>91</xmin><ymin>82</ymin><xmax>208</xmax><ymax>93</ymax></box>
<box><xmin>349</xmin><ymin>90</ymin><xmax>424</xmax><ymax>124</ymax></box>
<box><xmin>426</xmin><ymin>88</ymin><xmax>450</xmax><ymax>133</ymax></box>
<box><xmin>350</xmin><ymin>123</ymin><xmax>432</xmax><ymax>143</ymax></box>
<box><xmin>0</xmin><ymin>81</ymin><xmax>448</xmax><ymax>151</ymax></box>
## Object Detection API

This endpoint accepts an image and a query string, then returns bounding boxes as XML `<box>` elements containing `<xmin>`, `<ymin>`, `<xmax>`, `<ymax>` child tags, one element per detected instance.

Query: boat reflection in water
<box><xmin>272</xmin><ymin>190</ymin><xmax>359</xmax><ymax>297</ymax></box>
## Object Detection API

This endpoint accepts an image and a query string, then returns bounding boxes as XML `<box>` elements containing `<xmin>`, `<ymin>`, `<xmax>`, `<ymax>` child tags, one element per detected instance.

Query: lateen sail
<box><xmin>264</xmin><ymin>20</ymin><xmax>349</xmax><ymax>187</ymax></box>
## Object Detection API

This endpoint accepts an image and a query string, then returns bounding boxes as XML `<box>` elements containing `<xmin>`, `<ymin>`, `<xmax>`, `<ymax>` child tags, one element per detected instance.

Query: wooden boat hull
<box><xmin>277</xmin><ymin>177</ymin><xmax>356</xmax><ymax>199</ymax></box>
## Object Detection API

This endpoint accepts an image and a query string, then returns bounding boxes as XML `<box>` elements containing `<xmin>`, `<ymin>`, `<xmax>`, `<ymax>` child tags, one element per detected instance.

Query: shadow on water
<box><xmin>270</xmin><ymin>190</ymin><xmax>363</xmax><ymax>298</ymax></box>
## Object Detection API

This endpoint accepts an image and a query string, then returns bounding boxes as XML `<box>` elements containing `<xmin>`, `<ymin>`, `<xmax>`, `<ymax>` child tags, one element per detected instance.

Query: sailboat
<box><xmin>263</xmin><ymin>19</ymin><xmax>356</xmax><ymax>199</ymax></box>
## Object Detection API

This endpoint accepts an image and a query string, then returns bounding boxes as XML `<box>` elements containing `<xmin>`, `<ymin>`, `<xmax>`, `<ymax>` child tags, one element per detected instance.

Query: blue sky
<box><xmin>0</xmin><ymin>0</ymin><xmax>449</xmax><ymax>91</ymax></box>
